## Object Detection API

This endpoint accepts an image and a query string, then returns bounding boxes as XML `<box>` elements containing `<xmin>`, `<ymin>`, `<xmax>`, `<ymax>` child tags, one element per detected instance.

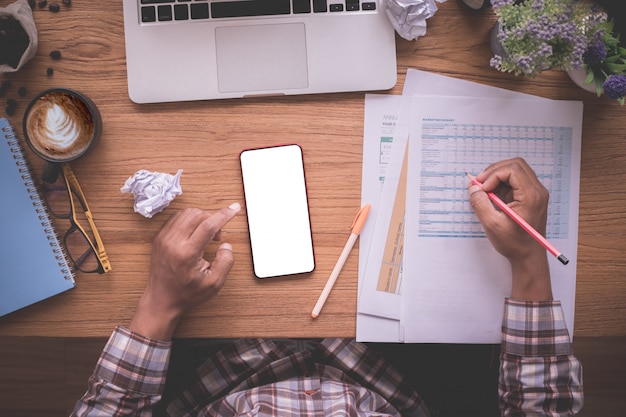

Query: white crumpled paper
<box><xmin>383</xmin><ymin>0</ymin><xmax>445</xmax><ymax>41</ymax></box>
<box><xmin>121</xmin><ymin>169</ymin><xmax>183</xmax><ymax>218</ymax></box>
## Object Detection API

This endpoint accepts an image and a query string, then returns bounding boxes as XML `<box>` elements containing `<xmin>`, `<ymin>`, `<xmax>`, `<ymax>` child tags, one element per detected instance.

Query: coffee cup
<box><xmin>22</xmin><ymin>88</ymin><xmax>101</xmax><ymax>183</ymax></box>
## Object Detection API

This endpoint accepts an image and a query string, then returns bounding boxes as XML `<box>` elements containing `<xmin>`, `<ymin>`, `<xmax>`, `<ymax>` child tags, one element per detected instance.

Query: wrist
<box><xmin>509</xmin><ymin>251</ymin><xmax>553</xmax><ymax>301</ymax></box>
<box><xmin>129</xmin><ymin>293</ymin><xmax>182</xmax><ymax>341</ymax></box>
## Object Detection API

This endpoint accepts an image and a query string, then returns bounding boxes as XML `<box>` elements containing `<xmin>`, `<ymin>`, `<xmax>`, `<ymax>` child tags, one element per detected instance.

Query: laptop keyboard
<box><xmin>139</xmin><ymin>0</ymin><xmax>378</xmax><ymax>24</ymax></box>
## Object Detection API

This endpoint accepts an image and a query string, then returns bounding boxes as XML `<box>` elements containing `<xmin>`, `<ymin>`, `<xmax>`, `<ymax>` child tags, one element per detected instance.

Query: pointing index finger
<box><xmin>189</xmin><ymin>202</ymin><xmax>241</xmax><ymax>249</ymax></box>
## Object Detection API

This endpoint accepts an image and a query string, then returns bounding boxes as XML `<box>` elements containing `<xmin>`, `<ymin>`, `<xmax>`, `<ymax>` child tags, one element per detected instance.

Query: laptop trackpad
<box><xmin>215</xmin><ymin>23</ymin><xmax>309</xmax><ymax>93</ymax></box>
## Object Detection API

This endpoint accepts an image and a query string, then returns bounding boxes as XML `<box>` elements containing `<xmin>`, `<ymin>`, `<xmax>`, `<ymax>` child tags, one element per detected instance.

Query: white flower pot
<box><xmin>567</xmin><ymin>67</ymin><xmax>598</xmax><ymax>94</ymax></box>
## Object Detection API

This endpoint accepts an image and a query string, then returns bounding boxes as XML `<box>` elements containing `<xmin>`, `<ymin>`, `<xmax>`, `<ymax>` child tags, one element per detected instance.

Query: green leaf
<box><xmin>585</xmin><ymin>69</ymin><xmax>595</xmax><ymax>84</ymax></box>
<box><xmin>605</xmin><ymin>55</ymin><xmax>621</xmax><ymax>64</ymax></box>
<box><xmin>596</xmin><ymin>80</ymin><xmax>603</xmax><ymax>97</ymax></box>
<box><xmin>605</xmin><ymin>63</ymin><xmax>626</xmax><ymax>73</ymax></box>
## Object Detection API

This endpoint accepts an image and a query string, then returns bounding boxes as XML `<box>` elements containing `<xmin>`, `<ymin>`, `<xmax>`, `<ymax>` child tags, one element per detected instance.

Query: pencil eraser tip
<box><xmin>558</xmin><ymin>254</ymin><xmax>569</xmax><ymax>265</ymax></box>
<box><xmin>311</xmin><ymin>313</ymin><xmax>318</xmax><ymax>319</ymax></box>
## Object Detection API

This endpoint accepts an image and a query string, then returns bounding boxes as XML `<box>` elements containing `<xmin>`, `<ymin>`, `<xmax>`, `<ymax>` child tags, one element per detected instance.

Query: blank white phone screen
<box><xmin>240</xmin><ymin>145</ymin><xmax>315</xmax><ymax>278</ymax></box>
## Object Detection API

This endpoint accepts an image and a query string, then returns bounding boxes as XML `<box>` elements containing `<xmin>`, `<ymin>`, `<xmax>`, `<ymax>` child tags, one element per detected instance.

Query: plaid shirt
<box><xmin>72</xmin><ymin>299</ymin><xmax>582</xmax><ymax>417</ymax></box>
<box><xmin>500</xmin><ymin>299</ymin><xmax>583</xmax><ymax>416</ymax></box>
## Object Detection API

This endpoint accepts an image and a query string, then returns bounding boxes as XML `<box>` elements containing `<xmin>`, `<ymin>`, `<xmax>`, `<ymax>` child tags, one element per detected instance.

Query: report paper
<box><xmin>402</xmin><ymin>96</ymin><xmax>582</xmax><ymax>343</ymax></box>
<box><xmin>357</xmin><ymin>94</ymin><xmax>409</xmax><ymax>341</ymax></box>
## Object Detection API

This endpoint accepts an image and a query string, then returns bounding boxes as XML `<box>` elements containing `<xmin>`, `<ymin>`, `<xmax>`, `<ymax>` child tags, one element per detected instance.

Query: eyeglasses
<box><xmin>42</xmin><ymin>164</ymin><xmax>111</xmax><ymax>274</ymax></box>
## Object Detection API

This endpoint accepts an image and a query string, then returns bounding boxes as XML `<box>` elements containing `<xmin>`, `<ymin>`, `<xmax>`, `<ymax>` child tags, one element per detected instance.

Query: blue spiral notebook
<box><xmin>0</xmin><ymin>118</ymin><xmax>75</xmax><ymax>317</ymax></box>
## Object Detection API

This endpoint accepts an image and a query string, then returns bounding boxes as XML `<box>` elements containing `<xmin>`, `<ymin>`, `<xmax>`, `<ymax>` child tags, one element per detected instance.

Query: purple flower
<box><xmin>514</xmin><ymin>56</ymin><xmax>534</xmax><ymax>74</ymax></box>
<box><xmin>532</xmin><ymin>0</ymin><xmax>544</xmax><ymax>10</ymax></box>
<box><xmin>583</xmin><ymin>42</ymin><xmax>607</xmax><ymax>64</ymax></box>
<box><xmin>491</xmin><ymin>0</ymin><xmax>516</xmax><ymax>9</ymax></box>
<box><xmin>490</xmin><ymin>55</ymin><xmax>503</xmax><ymax>69</ymax></box>
<box><xmin>603</xmin><ymin>75</ymin><xmax>626</xmax><ymax>100</ymax></box>
<box><xmin>491</xmin><ymin>0</ymin><xmax>607</xmax><ymax>77</ymax></box>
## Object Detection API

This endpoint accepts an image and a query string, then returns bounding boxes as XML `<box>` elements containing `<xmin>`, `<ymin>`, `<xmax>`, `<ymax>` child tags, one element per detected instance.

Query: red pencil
<box><xmin>467</xmin><ymin>173</ymin><xmax>569</xmax><ymax>266</ymax></box>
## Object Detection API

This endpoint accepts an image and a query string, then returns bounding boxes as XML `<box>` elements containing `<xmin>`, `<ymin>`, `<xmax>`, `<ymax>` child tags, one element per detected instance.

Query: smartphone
<box><xmin>240</xmin><ymin>144</ymin><xmax>315</xmax><ymax>278</ymax></box>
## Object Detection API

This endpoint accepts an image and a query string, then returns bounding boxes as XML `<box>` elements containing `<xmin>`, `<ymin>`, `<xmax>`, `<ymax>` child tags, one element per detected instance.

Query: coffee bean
<box><xmin>47</xmin><ymin>67</ymin><xmax>54</xmax><ymax>76</ymax></box>
<box><xmin>28</xmin><ymin>0</ymin><xmax>36</xmax><ymax>9</ymax></box>
<box><xmin>49</xmin><ymin>3</ymin><xmax>60</xmax><ymax>12</ymax></box>
<box><xmin>0</xmin><ymin>81</ymin><xmax>10</xmax><ymax>96</ymax></box>
<box><xmin>62</xmin><ymin>0</ymin><xmax>71</xmax><ymax>5</ymax></box>
<box><xmin>6</xmin><ymin>98</ymin><xmax>18</xmax><ymax>115</ymax></box>
<box><xmin>38</xmin><ymin>0</ymin><xmax>47</xmax><ymax>8</ymax></box>
<box><xmin>50</xmin><ymin>50</ymin><xmax>62</xmax><ymax>60</ymax></box>
<box><xmin>18</xmin><ymin>87</ymin><xmax>27</xmax><ymax>97</ymax></box>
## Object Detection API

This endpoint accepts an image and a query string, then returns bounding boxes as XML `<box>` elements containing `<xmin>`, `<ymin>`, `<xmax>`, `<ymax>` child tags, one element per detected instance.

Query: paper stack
<box><xmin>356</xmin><ymin>70</ymin><xmax>583</xmax><ymax>343</ymax></box>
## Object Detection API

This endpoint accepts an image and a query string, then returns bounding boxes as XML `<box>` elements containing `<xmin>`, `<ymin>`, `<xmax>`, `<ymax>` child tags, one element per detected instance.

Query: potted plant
<box><xmin>489</xmin><ymin>0</ymin><xmax>603</xmax><ymax>77</ymax></box>
<box><xmin>571</xmin><ymin>17</ymin><xmax>626</xmax><ymax>105</ymax></box>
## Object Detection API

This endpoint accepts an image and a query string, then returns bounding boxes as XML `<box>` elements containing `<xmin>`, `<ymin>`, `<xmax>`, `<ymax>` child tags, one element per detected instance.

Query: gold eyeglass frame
<box><xmin>44</xmin><ymin>164</ymin><xmax>112</xmax><ymax>274</ymax></box>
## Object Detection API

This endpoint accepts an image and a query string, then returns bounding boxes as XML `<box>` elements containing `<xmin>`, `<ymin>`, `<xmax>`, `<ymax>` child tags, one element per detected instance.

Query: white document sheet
<box><xmin>357</xmin><ymin>94</ymin><xmax>409</xmax><ymax>340</ymax></box>
<box><xmin>358</xmin><ymin>95</ymin><xmax>410</xmax><ymax>321</ymax></box>
<box><xmin>402</xmin><ymin>95</ymin><xmax>582</xmax><ymax>343</ymax></box>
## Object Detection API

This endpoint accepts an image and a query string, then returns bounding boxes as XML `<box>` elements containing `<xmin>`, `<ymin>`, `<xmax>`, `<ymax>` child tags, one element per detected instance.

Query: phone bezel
<box><xmin>239</xmin><ymin>144</ymin><xmax>315</xmax><ymax>279</ymax></box>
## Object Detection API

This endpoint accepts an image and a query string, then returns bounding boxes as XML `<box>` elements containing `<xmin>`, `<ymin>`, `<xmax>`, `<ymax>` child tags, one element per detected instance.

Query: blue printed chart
<box><xmin>417</xmin><ymin>122</ymin><xmax>572</xmax><ymax>239</ymax></box>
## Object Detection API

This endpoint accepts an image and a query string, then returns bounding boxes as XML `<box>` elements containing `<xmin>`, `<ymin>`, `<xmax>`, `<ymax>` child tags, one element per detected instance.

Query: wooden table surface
<box><xmin>1</xmin><ymin>0</ymin><xmax>625</xmax><ymax>338</ymax></box>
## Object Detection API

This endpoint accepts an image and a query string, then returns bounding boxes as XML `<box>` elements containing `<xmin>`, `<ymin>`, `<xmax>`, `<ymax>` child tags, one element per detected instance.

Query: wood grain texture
<box><xmin>0</xmin><ymin>0</ymin><xmax>625</xmax><ymax>337</ymax></box>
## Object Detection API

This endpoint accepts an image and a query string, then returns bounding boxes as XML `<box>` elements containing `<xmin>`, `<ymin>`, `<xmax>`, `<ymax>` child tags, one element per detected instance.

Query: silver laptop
<box><xmin>122</xmin><ymin>0</ymin><xmax>397</xmax><ymax>103</ymax></box>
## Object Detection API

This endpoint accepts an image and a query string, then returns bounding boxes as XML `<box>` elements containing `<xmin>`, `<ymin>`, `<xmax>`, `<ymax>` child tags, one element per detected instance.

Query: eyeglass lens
<box><xmin>44</xmin><ymin>182</ymin><xmax>101</xmax><ymax>273</ymax></box>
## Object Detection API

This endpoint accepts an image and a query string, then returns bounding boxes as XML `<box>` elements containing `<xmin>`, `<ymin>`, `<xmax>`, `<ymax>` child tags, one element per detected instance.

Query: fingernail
<box><xmin>229</xmin><ymin>202</ymin><xmax>241</xmax><ymax>212</ymax></box>
<box><xmin>469</xmin><ymin>185</ymin><xmax>482</xmax><ymax>195</ymax></box>
<box><xmin>220</xmin><ymin>242</ymin><xmax>233</xmax><ymax>251</ymax></box>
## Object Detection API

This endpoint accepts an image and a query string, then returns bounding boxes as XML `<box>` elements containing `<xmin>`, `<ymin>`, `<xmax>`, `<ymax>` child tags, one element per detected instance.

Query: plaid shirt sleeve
<box><xmin>500</xmin><ymin>298</ymin><xmax>584</xmax><ymax>417</ymax></box>
<box><xmin>71</xmin><ymin>326</ymin><xmax>171</xmax><ymax>417</ymax></box>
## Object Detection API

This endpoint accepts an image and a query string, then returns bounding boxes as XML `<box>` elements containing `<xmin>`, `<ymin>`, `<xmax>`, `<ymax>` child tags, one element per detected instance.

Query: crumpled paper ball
<box><xmin>121</xmin><ymin>169</ymin><xmax>183</xmax><ymax>218</ymax></box>
<box><xmin>383</xmin><ymin>0</ymin><xmax>444</xmax><ymax>41</ymax></box>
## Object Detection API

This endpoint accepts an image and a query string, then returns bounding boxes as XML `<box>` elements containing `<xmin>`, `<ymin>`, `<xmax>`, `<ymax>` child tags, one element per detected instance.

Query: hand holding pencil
<box><xmin>467</xmin><ymin>172</ymin><xmax>568</xmax><ymax>266</ymax></box>
<box><xmin>468</xmin><ymin>158</ymin><xmax>560</xmax><ymax>301</ymax></box>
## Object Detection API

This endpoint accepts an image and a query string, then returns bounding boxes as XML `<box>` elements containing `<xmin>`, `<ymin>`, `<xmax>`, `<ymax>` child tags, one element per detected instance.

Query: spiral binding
<box><xmin>2</xmin><ymin>123</ymin><xmax>76</xmax><ymax>280</ymax></box>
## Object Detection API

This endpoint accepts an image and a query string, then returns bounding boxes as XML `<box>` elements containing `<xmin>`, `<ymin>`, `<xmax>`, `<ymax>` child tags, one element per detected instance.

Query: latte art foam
<box><xmin>45</xmin><ymin>104</ymin><xmax>82</xmax><ymax>150</ymax></box>
<box><xmin>25</xmin><ymin>92</ymin><xmax>95</xmax><ymax>161</ymax></box>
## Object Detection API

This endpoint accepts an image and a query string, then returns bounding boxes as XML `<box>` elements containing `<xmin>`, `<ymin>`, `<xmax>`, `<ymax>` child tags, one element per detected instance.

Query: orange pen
<box><xmin>311</xmin><ymin>204</ymin><xmax>371</xmax><ymax>318</ymax></box>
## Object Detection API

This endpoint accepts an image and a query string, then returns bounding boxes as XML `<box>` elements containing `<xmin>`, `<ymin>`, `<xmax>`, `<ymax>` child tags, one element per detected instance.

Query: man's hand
<box><xmin>130</xmin><ymin>203</ymin><xmax>241</xmax><ymax>340</ymax></box>
<box><xmin>468</xmin><ymin>158</ymin><xmax>552</xmax><ymax>301</ymax></box>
